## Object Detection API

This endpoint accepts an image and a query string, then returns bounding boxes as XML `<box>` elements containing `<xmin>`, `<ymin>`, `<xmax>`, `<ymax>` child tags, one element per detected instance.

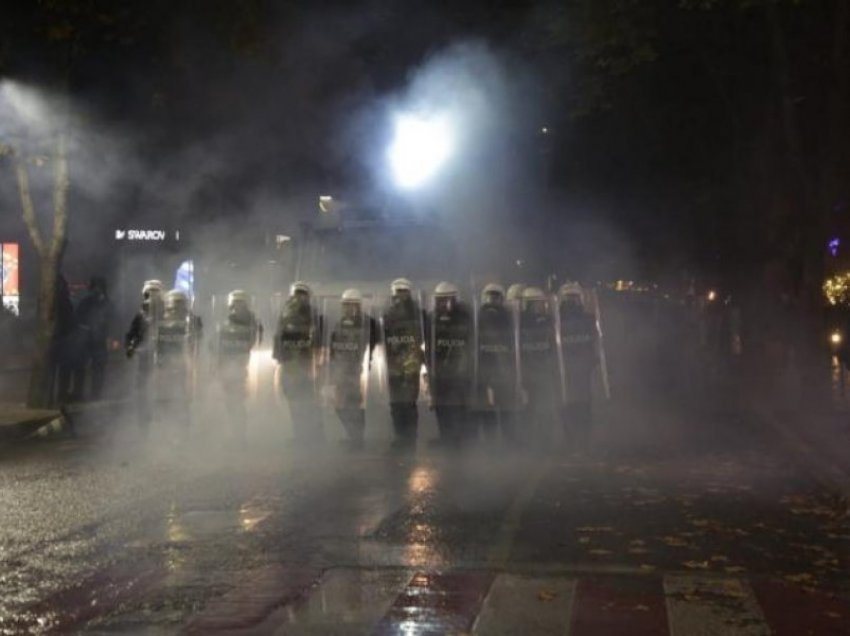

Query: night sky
<box><xmin>1</xmin><ymin>0</ymin><xmax>847</xmax><ymax>293</ymax></box>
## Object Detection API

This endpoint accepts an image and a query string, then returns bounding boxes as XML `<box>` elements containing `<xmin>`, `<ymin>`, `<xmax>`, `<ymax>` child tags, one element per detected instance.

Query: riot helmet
<box><xmin>391</xmin><ymin>277</ymin><xmax>413</xmax><ymax>306</ymax></box>
<box><xmin>434</xmin><ymin>281</ymin><xmax>459</xmax><ymax>314</ymax></box>
<box><xmin>481</xmin><ymin>283</ymin><xmax>505</xmax><ymax>307</ymax></box>
<box><xmin>164</xmin><ymin>289</ymin><xmax>189</xmax><ymax>320</ymax></box>
<box><xmin>341</xmin><ymin>288</ymin><xmax>363</xmax><ymax>320</ymax></box>
<box><xmin>522</xmin><ymin>287</ymin><xmax>548</xmax><ymax>315</ymax></box>
<box><xmin>559</xmin><ymin>282</ymin><xmax>585</xmax><ymax>310</ymax></box>
<box><xmin>506</xmin><ymin>283</ymin><xmax>526</xmax><ymax>304</ymax></box>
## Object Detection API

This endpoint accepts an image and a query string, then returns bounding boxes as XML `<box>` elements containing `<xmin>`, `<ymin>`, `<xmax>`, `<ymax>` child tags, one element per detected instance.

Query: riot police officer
<box><xmin>382</xmin><ymin>278</ymin><xmax>425</xmax><ymax>450</ymax></box>
<box><xmin>213</xmin><ymin>290</ymin><xmax>261</xmax><ymax>446</ymax></box>
<box><xmin>557</xmin><ymin>283</ymin><xmax>599</xmax><ymax>451</ymax></box>
<box><xmin>155</xmin><ymin>289</ymin><xmax>198</xmax><ymax>430</ymax></box>
<box><xmin>274</xmin><ymin>281</ymin><xmax>323</xmax><ymax>444</ymax></box>
<box><xmin>475</xmin><ymin>283</ymin><xmax>517</xmax><ymax>443</ymax></box>
<box><xmin>329</xmin><ymin>289</ymin><xmax>376</xmax><ymax>450</ymax></box>
<box><xmin>519</xmin><ymin>287</ymin><xmax>559</xmax><ymax>446</ymax></box>
<box><xmin>125</xmin><ymin>280</ymin><xmax>164</xmax><ymax>430</ymax></box>
<box><xmin>427</xmin><ymin>282</ymin><xmax>473</xmax><ymax>446</ymax></box>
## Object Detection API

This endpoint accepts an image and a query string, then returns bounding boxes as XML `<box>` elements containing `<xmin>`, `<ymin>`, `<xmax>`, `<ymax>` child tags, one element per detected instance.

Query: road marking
<box><xmin>664</xmin><ymin>575</ymin><xmax>770</xmax><ymax>636</ymax></box>
<box><xmin>269</xmin><ymin>568</ymin><xmax>410</xmax><ymax>635</ymax></box>
<box><xmin>372</xmin><ymin>570</ymin><xmax>494</xmax><ymax>635</ymax></box>
<box><xmin>473</xmin><ymin>573</ymin><xmax>576</xmax><ymax>635</ymax></box>
<box><xmin>487</xmin><ymin>458</ymin><xmax>552</xmax><ymax>566</ymax></box>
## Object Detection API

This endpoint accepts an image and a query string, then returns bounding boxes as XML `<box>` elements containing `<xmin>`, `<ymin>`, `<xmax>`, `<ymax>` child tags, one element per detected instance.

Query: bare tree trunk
<box><xmin>18</xmin><ymin>134</ymin><xmax>69</xmax><ymax>408</ymax></box>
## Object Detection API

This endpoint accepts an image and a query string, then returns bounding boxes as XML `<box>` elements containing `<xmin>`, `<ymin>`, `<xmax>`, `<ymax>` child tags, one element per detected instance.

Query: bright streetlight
<box><xmin>386</xmin><ymin>112</ymin><xmax>454</xmax><ymax>190</ymax></box>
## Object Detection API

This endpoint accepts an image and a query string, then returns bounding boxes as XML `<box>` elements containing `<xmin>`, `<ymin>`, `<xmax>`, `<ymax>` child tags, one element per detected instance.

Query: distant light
<box><xmin>1</xmin><ymin>80</ymin><xmax>50</xmax><ymax>128</ymax></box>
<box><xmin>275</xmin><ymin>234</ymin><xmax>291</xmax><ymax>248</ymax></box>
<box><xmin>829</xmin><ymin>237</ymin><xmax>840</xmax><ymax>257</ymax></box>
<box><xmin>824</xmin><ymin>272</ymin><xmax>850</xmax><ymax>306</ymax></box>
<box><xmin>831</xmin><ymin>331</ymin><xmax>843</xmax><ymax>346</ymax></box>
<box><xmin>540</xmin><ymin>126</ymin><xmax>550</xmax><ymax>134</ymax></box>
<box><xmin>318</xmin><ymin>195</ymin><xmax>336</xmax><ymax>214</ymax></box>
<box><xmin>174</xmin><ymin>260</ymin><xmax>195</xmax><ymax>301</ymax></box>
<box><xmin>707</xmin><ymin>290</ymin><xmax>717</xmax><ymax>302</ymax></box>
<box><xmin>387</xmin><ymin>112</ymin><xmax>454</xmax><ymax>190</ymax></box>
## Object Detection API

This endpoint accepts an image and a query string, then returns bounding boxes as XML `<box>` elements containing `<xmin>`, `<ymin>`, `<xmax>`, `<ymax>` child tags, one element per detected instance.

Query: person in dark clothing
<box><xmin>273</xmin><ymin>281</ymin><xmax>323</xmax><ymax>444</ymax></box>
<box><xmin>475</xmin><ymin>283</ymin><xmax>518</xmax><ymax>444</ymax></box>
<box><xmin>212</xmin><ymin>290</ymin><xmax>261</xmax><ymax>446</ymax></box>
<box><xmin>427</xmin><ymin>281</ymin><xmax>473</xmax><ymax>447</ymax></box>
<box><xmin>73</xmin><ymin>276</ymin><xmax>112</xmax><ymax>401</ymax></box>
<box><xmin>382</xmin><ymin>278</ymin><xmax>425</xmax><ymax>451</ymax></box>
<box><xmin>329</xmin><ymin>288</ymin><xmax>377</xmax><ymax>450</ymax></box>
<box><xmin>519</xmin><ymin>287</ymin><xmax>560</xmax><ymax>447</ymax></box>
<box><xmin>52</xmin><ymin>274</ymin><xmax>77</xmax><ymax>404</ymax></box>
<box><xmin>557</xmin><ymin>283</ymin><xmax>599</xmax><ymax>452</ymax></box>
<box><xmin>125</xmin><ymin>279</ymin><xmax>164</xmax><ymax>429</ymax></box>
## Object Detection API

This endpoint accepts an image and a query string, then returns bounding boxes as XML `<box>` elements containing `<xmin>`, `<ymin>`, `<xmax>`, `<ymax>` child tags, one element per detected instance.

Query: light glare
<box><xmin>387</xmin><ymin>113</ymin><xmax>453</xmax><ymax>189</ymax></box>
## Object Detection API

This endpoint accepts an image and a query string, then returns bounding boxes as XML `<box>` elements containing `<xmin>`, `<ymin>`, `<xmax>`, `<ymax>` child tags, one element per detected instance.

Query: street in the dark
<box><xmin>1</xmin><ymin>386</ymin><xmax>847</xmax><ymax>634</ymax></box>
<box><xmin>3</xmin><ymin>1</ymin><xmax>850</xmax><ymax>634</ymax></box>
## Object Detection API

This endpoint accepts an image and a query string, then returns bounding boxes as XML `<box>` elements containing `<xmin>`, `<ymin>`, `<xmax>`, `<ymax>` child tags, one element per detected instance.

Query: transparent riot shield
<box><xmin>471</xmin><ymin>291</ymin><xmax>480</xmax><ymax>408</ymax></box>
<box><xmin>473</xmin><ymin>286</ymin><xmax>520</xmax><ymax>414</ymax></box>
<box><xmin>552</xmin><ymin>294</ymin><xmax>569</xmax><ymax>405</ymax></box>
<box><xmin>378</xmin><ymin>289</ymin><xmax>426</xmax><ymax>407</ymax></box>
<box><xmin>152</xmin><ymin>312</ymin><xmax>194</xmax><ymax>427</ymax></box>
<box><xmin>272</xmin><ymin>292</ymin><xmax>324</xmax><ymax>440</ymax></box>
<box><xmin>322</xmin><ymin>295</ymin><xmax>372</xmax><ymax>414</ymax></box>
<box><xmin>586</xmin><ymin>288</ymin><xmax>612</xmax><ymax>400</ymax></box>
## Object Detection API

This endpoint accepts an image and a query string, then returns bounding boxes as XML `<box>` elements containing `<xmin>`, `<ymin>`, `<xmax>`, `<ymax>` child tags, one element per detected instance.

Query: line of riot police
<box><xmin>124</xmin><ymin>277</ymin><xmax>606</xmax><ymax>452</ymax></box>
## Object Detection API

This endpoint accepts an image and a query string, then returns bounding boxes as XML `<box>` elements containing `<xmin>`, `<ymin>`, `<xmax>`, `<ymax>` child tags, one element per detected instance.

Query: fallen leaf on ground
<box><xmin>683</xmin><ymin>560</ymin><xmax>710</xmax><ymax>569</ymax></box>
<box><xmin>662</xmin><ymin>536</ymin><xmax>689</xmax><ymax>547</ymax></box>
<box><xmin>538</xmin><ymin>590</ymin><xmax>558</xmax><ymax>602</ymax></box>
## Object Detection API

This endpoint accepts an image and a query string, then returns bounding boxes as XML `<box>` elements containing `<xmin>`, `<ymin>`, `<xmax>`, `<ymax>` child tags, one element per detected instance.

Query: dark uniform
<box><xmin>428</xmin><ymin>299</ymin><xmax>473</xmax><ymax>444</ymax></box>
<box><xmin>519</xmin><ymin>306</ymin><xmax>560</xmax><ymax>445</ymax></box>
<box><xmin>155</xmin><ymin>310</ymin><xmax>196</xmax><ymax>428</ymax></box>
<box><xmin>73</xmin><ymin>278</ymin><xmax>112</xmax><ymax>401</ymax></box>
<box><xmin>382</xmin><ymin>297</ymin><xmax>424</xmax><ymax>448</ymax></box>
<box><xmin>274</xmin><ymin>298</ymin><xmax>323</xmax><ymax>442</ymax></box>
<box><xmin>558</xmin><ymin>301</ymin><xmax>598</xmax><ymax>448</ymax></box>
<box><xmin>126</xmin><ymin>302</ymin><xmax>161</xmax><ymax>429</ymax></box>
<box><xmin>476</xmin><ymin>300</ymin><xmax>517</xmax><ymax>442</ymax></box>
<box><xmin>214</xmin><ymin>310</ymin><xmax>260</xmax><ymax>443</ymax></box>
<box><xmin>330</xmin><ymin>312</ymin><xmax>377</xmax><ymax>448</ymax></box>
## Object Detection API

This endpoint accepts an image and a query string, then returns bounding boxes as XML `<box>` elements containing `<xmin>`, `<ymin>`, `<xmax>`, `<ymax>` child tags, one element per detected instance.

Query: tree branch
<box><xmin>15</xmin><ymin>155</ymin><xmax>46</xmax><ymax>257</ymax></box>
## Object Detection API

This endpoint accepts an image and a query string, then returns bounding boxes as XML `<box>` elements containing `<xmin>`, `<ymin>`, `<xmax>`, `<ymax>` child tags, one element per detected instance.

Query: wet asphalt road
<box><xmin>1</xmin><ymin>396</ymin><xmax>849</xmax><ymax>634</ymax></box>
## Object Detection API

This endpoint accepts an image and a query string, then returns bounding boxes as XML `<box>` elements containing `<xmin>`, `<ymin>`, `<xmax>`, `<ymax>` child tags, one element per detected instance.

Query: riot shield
<box><xmin>552</xmin><ymin>294</ymin><xmax>569</xmax><ymax>405</ymax></box>
<box><xmin>509</xmin><ymin>293</ymin><xmax>523</xmax><ymax>408</ymax></box>
<box><xmin>321</xmin><ymin>295</ymin><xmax>372</xmax><ymax>411</ymax></box>
<box><xmin>517</xmin><ymin>296</ymin><xmax>561</xmax><ymax>441</ymax></box>
<box><xmin>586</xmin><ymin>288</ymin><xmax>612</xmax><ymax>400</ymax></box>
<box><xmin>378</xmin><ymin>289</ymin><xmax>426</xmax><ymax>407</ymax></box>
<box><xmin>152</xmin><ymin>312</ymin><xmax>195</xmax><ymax>427</ymax></box>
<box><xmin>273</xmin><ymin>293</ymin><xmax>323</xmax><ymax>440</ymax></box>
<box><xmin>474</xmin><ymin>286</ymin><xmax>520</xmax><ymax>413</ymax></box>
